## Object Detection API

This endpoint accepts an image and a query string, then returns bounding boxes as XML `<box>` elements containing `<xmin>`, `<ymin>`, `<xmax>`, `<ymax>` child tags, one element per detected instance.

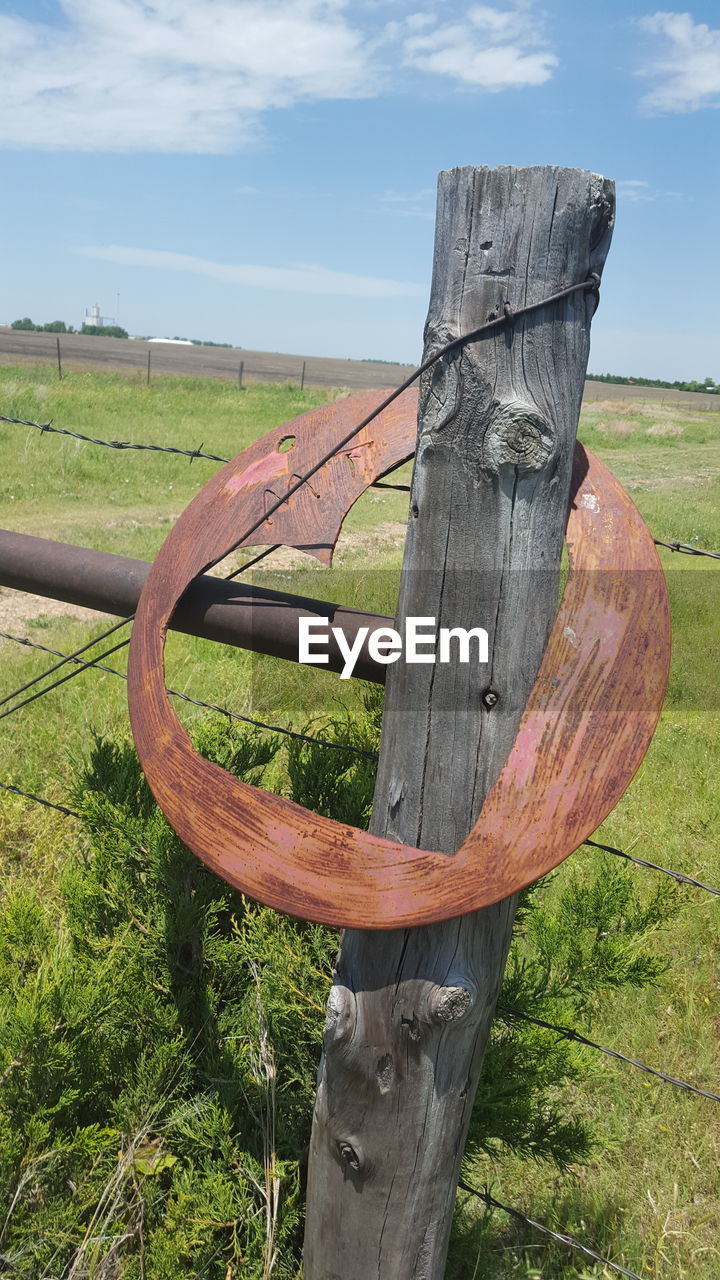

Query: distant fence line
<box><xmin>3</xmin><ymin>329</ymin><xmax>720</xmax><ymax>408</ymax></box>
<box><xmin>0</xmin><ymin>329</ymin><xmax>416</xmax><ymax>393</ymax></box>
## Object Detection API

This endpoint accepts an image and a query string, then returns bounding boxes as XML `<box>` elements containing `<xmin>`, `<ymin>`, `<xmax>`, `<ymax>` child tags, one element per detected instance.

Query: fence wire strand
<box><xmin>0</xmin><ymin>636</ymin><xmax>133</xmax><ymax>724</ymax></box>
<box><xmin>499</xmin><ymin>1006</ymin><xmax>720</xmax><ymax>1103</ymax></box>
<box><xmin>0</xmin><ymin>628</ymin><xmax>377</xmax><ymax>760</ymax></box>
<box><xmin>0</xmin><ymin>414</ymin><xmax>230</xmax><ymax>464</ymax></box>
<box><xmin>0</xmin><ymin>544</ymin><xmax>282</xmax><ymax>712</ymax></box>
<box><xmin>8</xmin><ymin>400</ymin><xmax>720</xmax><ymax>563</ymax></box>
<box><xmin>457</xmin><ymin>1181</ymin><xmax>643</xmax><ymax>1280</ymax></box>
<box><xmin>585</xmin><ymin>837</ymin><xmax>720</xmax><ymax>896</ymax></box>
<box><xmin>0</xmin><ymin>780</ymin><xmax>80</xmax><ymax>819</ymax></box>
<box><xmin>654</xmin><ymin>538</ymin><xmax>720</xmax><ymax>561</ymax></box>
<box><xmin>0</xmin><ymin>616</ymin><xmax>132</xmax><ymax>710</ymax></box>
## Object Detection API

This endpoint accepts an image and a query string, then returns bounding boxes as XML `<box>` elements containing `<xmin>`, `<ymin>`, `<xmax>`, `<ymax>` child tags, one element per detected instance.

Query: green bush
<box><xmin>80</xmin><ymin>325</ymin><xmax>129</xmax><ymax>339</ymax></box>
<box><xmin>0</xmin><ymin>699</ymin><xmax>679</xmax><ymax>1277</ymax></box>
<box><xmin>9</xmin><ymin>318</ymin><xmax>75</xmax><ymax>333</ymax></box>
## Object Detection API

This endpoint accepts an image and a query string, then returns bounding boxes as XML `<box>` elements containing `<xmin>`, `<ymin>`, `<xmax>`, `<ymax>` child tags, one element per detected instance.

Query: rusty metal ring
<box><xmin>127</xmin><ymin>390</ymin><xmax>670</xmax><ymax>929</ymax></box>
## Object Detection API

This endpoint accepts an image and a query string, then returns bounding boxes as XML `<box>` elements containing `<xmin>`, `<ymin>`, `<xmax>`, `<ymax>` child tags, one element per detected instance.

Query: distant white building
<box><xmin>147</xmin><ymin>337</ymin><xmax>194</xmax><ymax>345</ymax></box>
<box><xmin>83</xmin><ymin>303</ymin><xmax>115</xmax><ymax>328</ymax></box>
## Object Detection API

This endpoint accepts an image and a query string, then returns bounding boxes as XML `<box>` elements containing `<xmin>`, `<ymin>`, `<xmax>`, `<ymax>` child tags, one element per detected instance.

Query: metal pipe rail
<box><xmin>0</xmin><ymin>529</ymin><xmax>389</xmax><ymax>683</ymax></box>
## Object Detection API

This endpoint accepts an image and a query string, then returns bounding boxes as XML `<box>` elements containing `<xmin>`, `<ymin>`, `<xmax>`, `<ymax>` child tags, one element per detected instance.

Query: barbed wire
<box><xmin>0</xmin><ymin>636</ymin><xmax>132</xmax><ymax>725</ymax></box>
<box><xmin>7</xmin><ymin>415</ymin><xmax>720</xmax><ymax>570</ymax></box>
<box><xmin>3</xmin><ymin>624</ymin><xmax>715</xmax><ymax>906</ymax></box>
<box><xmin>654</xmin><ymin>538</ymin><xmax>720</xmax><ymax>561</ymax></box>
<box><xmin>2</xmin><ymin>274</ymin><xmax>597</xmax><ymax>483</ymax></box>
<box><xmin>9</xmin><ymin>399</ymin><xmax>720</xmax><ymax>562</ymax></box>
<box><xmin>0</xmin><ymin>543</ymin><xmax>282</xmax><ymax>714</ymax></box>
<box><xmin>0</xmin><ymin>628</ymin><xmax>377</xmax><ymax>760</ymax></box>
<box><xmin>0</xmin><ymin>414</ymin><xmax>230</xmax><ymax>464</ymax></box>
<box><xmin>0</xmin><ymin>645</ymin><xmax>713</xmax><ymax>884</ymax></box>
<box><xmin>0</xmin><ymin>628</ymin><xmax>129</xmax><ymax>675</ymax></box>
<box><xmin>224</xmin><ymin>544</ymin><xmax>281</xmax><ymax>582</ymax></box>
<box><xmin>3</xmin><ymin>273</ymin><xmax>718</xmax><ymax>862</ymax></box>
<box><xmin>0</xmin><ymin>780</ymin><xmax>80</xmax><ymax>819</ymax></box>
<box><xmin>457</xmin><ymin>1181</ymin><xmax>643</xmax><ymax>1280</ymax></box>
<box><xmin>0</xmin><ymin>616</ymin><xmax>132</xmax><ymax>711</ymax></box>
<box><xmin>585</xmin><ymin>838</ymin><xmax>720</xmax><ymax>897</ymax></box>
<box><xmin>1</xmin><ymin>408</ymin><xmax>417</xmax><ymax>496</ymax></box>
<box><xmin>498</xmin><ymin>1006</ymin><xmax>720</xmax><ymax>1103</ymax></box>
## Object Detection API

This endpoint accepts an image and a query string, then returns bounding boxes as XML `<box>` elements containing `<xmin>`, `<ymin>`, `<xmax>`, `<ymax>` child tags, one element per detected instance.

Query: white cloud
<box><xmin>617</xmin><ymin>180</ymin><xmax>654</xmax><ymax>202</ymax></box>
<box><xmin>0</xmin><ymin>0</ymin><xmax>376</xmax><ymax>152</ymax></box>
<box><xmin>617</xmin><ymin>179</ymin><xmax>692</xmax><ymax>204</ymax></box>
<box><xmin>76</xmin><ymin>244</ymin><xmax>426</xmax><ymax>297</ymax></box>
<box><xmin>400</xmin><ymin>3</ymin><xmax>557</xmax><ymax>89</ymax></box>
<box><xmin>0</xmin><ymin>1</ymin><xmax>557</xmax><ymax>152</ymax></box>
<box><xmin>638</xmin><ymin>11</ymin><xmax>720</xmax><ymax>112</ymax></box>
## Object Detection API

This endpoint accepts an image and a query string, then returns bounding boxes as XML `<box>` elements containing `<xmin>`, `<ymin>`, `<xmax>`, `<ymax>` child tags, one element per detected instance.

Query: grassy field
<box><xmin>0</xmin><ymin>366</ymin><xmax>718</xmax><ymax>1278</ymax></box>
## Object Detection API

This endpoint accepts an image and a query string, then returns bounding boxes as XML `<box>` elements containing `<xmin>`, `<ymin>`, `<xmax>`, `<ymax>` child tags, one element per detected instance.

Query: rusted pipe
<box><xmin>0</xmin><ymin>529</ymin><xmax>390</xmax><ymax>683</ymax></box>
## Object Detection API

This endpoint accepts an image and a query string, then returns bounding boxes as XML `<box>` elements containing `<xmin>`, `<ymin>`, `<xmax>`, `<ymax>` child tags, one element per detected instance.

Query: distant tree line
<box><xmin>10</xmin><ymin>317</ymin><xmax>129</xmax><ymax>339</ymax></box>
<box><xmin>360</xmin><ymin>356</ymin><xmax>410</xmax><ymax>365</ymax></box>
<box><xmin>589</xmin><ymin>371</ymin><xmax>718</xmax><ymax>395</ymax></box>
<box><xmin>81</xmin><ymin>325</ymin><xmax>129</xmax><ymax>338</ymax></box>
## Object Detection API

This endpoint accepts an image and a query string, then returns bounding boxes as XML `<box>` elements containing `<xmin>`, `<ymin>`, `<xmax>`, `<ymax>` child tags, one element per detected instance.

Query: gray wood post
<box><xmin>303</xmin><ymin>166</ymin><xmax>614</xmax><ymax>1279</ymax></box>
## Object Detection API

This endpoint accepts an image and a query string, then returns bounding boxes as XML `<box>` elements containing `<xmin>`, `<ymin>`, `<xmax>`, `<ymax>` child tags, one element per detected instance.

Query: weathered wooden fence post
<box><xmin>303</xmin><ymin>165</ymin><xmax>614</xmax><ymax>1278</ymax></box>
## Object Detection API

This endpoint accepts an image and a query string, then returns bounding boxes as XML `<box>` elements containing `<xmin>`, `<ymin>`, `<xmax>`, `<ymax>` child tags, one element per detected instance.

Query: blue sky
<box><xmin>1</xmin><ymin>1</ymin><xmax>718</xmax><ymax>379</ymax></box>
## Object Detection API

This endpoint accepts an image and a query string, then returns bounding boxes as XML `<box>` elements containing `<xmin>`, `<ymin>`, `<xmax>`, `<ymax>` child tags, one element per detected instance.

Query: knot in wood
<box><xmin>482</xmin><ymin>400</ymin><xmax>555</xmax><ymax>474</ymax></box>
<box><xmin>337</xmin><ymin>1140</ymin><xmax>363</xmax><ymax>1173</ymax></box>
<box><xmin>428</xmin><ymin>983</ymin><xmax>476</xmax><ymax>1024</ymax></box>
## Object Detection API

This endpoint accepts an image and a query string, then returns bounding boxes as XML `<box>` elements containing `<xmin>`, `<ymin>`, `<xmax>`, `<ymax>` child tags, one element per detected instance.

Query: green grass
<box><xmin>1</xmin><ymin>366</ymin><xmax>719</xmax><ymax>1277</ymax></box>
<box><xmin>0</xmin><ymin>366</ymin><xmax>411</xmax><ymax>555</ymax></box>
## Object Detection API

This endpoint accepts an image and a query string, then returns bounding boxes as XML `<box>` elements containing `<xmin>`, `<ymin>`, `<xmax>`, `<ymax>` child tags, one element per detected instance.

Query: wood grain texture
<box><xmin>302</xmin><ymin>166</ymin><xmax>621</xmax><ymax>1279</ymax></box>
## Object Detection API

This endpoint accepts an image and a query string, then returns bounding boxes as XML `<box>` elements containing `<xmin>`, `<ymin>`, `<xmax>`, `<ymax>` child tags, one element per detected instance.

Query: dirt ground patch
<box><xmin>0</xmin><ymin>587</ymin><xmax>113</xmax><ymax>632</ymax></box>
<box><xmin>215</xmin><ymin>520</ymin><xmax>408</xmax><ymax>576</ymax></box>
